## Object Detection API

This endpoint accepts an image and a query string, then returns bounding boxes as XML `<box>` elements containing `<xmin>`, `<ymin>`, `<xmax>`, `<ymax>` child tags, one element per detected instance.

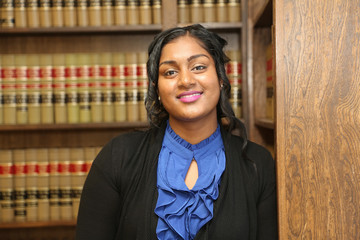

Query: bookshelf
<box><xmin>0</xmin><ymin>0</ymin><xmax>245</xmax><ymax>239</ymax></box>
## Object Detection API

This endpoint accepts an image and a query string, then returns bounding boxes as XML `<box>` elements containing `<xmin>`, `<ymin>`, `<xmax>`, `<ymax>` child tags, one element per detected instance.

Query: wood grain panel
<box><xmin>275</xmin><ymin>0</ymin><xmax>360</xmax><ymax>239</ymax></box>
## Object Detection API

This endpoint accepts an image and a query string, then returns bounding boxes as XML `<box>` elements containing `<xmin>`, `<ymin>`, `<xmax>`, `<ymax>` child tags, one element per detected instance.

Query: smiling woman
<box><xmin>76</xmin><ymin>24</ymin><xmax>278</xmax><ymax>240</ymax></box>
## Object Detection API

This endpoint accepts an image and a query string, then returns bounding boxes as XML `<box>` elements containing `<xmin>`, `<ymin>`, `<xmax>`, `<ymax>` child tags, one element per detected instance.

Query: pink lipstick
<box><xmin>177</xmin><ymin>91</ymin><xmax>202</xmax><ymax>103</ymax></box>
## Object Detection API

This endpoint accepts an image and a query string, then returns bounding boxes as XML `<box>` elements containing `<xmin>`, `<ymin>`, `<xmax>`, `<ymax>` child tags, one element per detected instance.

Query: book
<box><xmin>76</xmin><ymin>0</ymin><xmax>88</xmax><ymax>26</ymax></box>
<box><xmin>39</xmin><ymin>54</ymin><xmax>54</xmax><ymax>124</ymax></box>
<box><xmin>25</xmin><ymin>148</ymin><xmax>38</xmax><ymax>222</ymax></box>
<box><xmin>52</xmin><ymin>54</ymin><xmax>67</xmax><ymax>123</ymax></box>
<box><xmin>101</xmin><ymin>0</ymin><xmax>113</xmax><ymax>26</ymax></box>
<box><xmin>65</xmin><ymin>53</ymin><xmax>79</xmax><ymax>124</ymax></box>
<box><xmin>151</xmin><ymin>0</ymin><xmax>161</xmax><ymax>24</ymax></box>
<box><xmin>216</xmin><ymin>0</ymin><xmax>227</xmax><ymax>22</ymax></box>
<box><xmin>69</xmin><ymin>148</ymin><xmax>85</xmax><ymax>220</ymax></box>
<box><xmin>14</xmin><ymin>0</ymin><xmax>27</xmax><ymax>27</ymax></box>
<box><xmin>58</xmin><ymin>148</ymin><xmax>72</xmax><ymax>220</ymax></box>
<box><xmin>177</xmin><ymin>0</ymin><xmax>189</xmax><ymax>24</ymax></box>
<box><xmin>37</xmin><ymin>148</ymin><xmax>50</xmax><ymax>221</ymax></box>
<box><xmin>13</xmin><ymin>149</ymin><xmax>26</xmax><ymax>222</ymax></box>
<box><xmin>39</xmin><ymin>0</ymin><xmax>52</xmax><ymax>27</ymax></box>
<box><xmin>266</xmin><ymin>43</ymin><xmax>274</xmax><ymax>120</ymax></box>
<box><xmin>100</xmin><ymin>52</ymin><xmax>114</xmax><ymax>122</ymax></box>
<box><xmin>190</xmin><ymin>0</ymin><xmax>203</xmax><ymax>23</ymax></box>
<box><xmin>88</xmin><ymin>0</ymin><xmax>101</xmax><ymax>26</ymax></box>
<box><xmin>51</xmin><ymin>0</ymin><xmax>64</xmax><ymax>27</ymax></box>
<box><xmin>203</xmin><ymin>0</ymin><xmax>216</xmax><ymax>23</ymax></box>
<box><xmin>114</xmin><ymin>0</ymin><xmax>126</xmax><ymax>26</ymax></box>
<box><xmin>126</xmin><ymin>0</ymin><xmax>139</xmax><ymax>25</ymax></box>
<box><xmin>2</xmin><ymin>54</ymin><xmax>16</xmax><ymax>125</ymax></box>
<box><xmin>1</xmin><ymin>0</ymin><xmax>15</xmax><ymax>28</ymax></box>
<box><xmin>77</xmin><ymin>53</ymin><xmax>91</xmax><ymax>123</ymax></box>
<box><xmin>83</xmin><ymin>147</ymin><xmax>95</xmax><ymax>174</ymax></box>
<box><xmin>125</xmin><ymin>52</ymin><xmax>138</xmax><ymax>122</ymax></box>
<box><xmin>137</xmin><ymin>51</ymin><xmax>147</xmax><ymax>122</ymax></box>
<box><xmin>139</xmin><ymin>0</ymin><xmax>151</xmax><ymax>25</ymax></box>
<box><xmin>27</xmin><ymin>0</ymin><xmax>40</xmax><ymax>27</ymax></box>
<box><xmin>63</xmin><ymin>0</ymin><xmax>77</xmax><ymax>27</ymax></box>
<box><xmin>0</xmin><ymin>149</ymin><xmax>14</xmax><ymax>223</ymax></box>
<box><xmin>112</xmin><ymin>52</ymin><xmax>127</xmax><ymax>122</ymax></box>
<box><xmin>48</xmin><ymin>148</ymin><xmax>60</xmax><ymax>221</ymax></box>
<box><xmin>27</xmin><ymin>54</ymin><xmax>41</xmax><ymax>124</ymax></box>
<box><xmin>227</xmin><ymin>0</ymin><xmax>241</xmax><ymax>22</ymax></box>
<box><xmin>89</xmin><ymin>53</ymin><xmax>103</xmax><ymax>123</ymax></box>
<box><xmin>226</xmin><ymin>50</ymin><xmax>242</xmax><ymax>118</ymax></box>
<box><xmin>14</xmin><ymin>54</ymin><xmax>28</xmax><ymax>124</ymax></box>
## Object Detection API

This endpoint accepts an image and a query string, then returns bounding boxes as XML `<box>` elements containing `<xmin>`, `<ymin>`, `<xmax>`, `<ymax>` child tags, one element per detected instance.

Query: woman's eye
<box><xmin>164</xmin><ymin>70</ymin><xmax>176</xmax><ymax>76</ymax></box>
<box><xmin>193</xmin><ymin>65</ymin><xmax>207</xmax><ymax>71</ymax></box>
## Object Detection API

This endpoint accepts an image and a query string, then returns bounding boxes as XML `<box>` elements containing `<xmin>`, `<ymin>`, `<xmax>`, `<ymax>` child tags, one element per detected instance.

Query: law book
<box><xmin>88</xmin><ymin>0</ymin><xmax>101</xmax><ymax>26</ymax></box>
<box><xmin>53</xmin><ymin>54</ymin><xmax>67</xmax><ymax>124</ymax></box>
<box><xmin>63</xmin><ymin>0</ymin><xmax>76</xmax><ymax>27</ymax></box>
<box><xmin>26</xmin><ymin>0</ymin><xmax>40</xmax><ymax>27</ymax></box>
<box><xmin>77</xmin><ymin>53</ymin><xmax>91</xmax><ymax>123</ymax></box>
<box><xmin>0</xmin><ymin>150</ymin><xmax>14</xmax><ymax>223</ymax></box>
<box><xmin>227</xmin><ymin>0</ymin><xmax>240</xmax><ymax>22</ymax></box>
<box><xmin>112</xmin><ymin>52</ymin><xmax>126</xmax><ymax>122</ymax></box>
<box><xmin>76</xmin><ymin>0</ymin><xmax>88</xmax><ymax>26</ymax></box>
<box><xmin>190</xmin><ymin>0</ymin><xmax>203</xmax><ymax>23</ymax></box>
<box><xmin>203</xmin><ymin>0</ymin><xmax>216</xmax><ymax>23</ymax></box>
<box><xmin>266</xmin><ymin>43</ymin><xmax>274</xmax><ymax>120</ymax></box>
<box><xmin>100</xmin><ymin>52</ymin><xmax>114</xmax><ymax>122</ymax></box>
<box><xmin>126</xmin><ymin>0</ymin><xmax>139</xmax><ymax>25</ymax></box>
<box><xmin>69</xmin><ymin>148</ymin><xmax>85</xmax><ymax>220</ymax></box>
<box><xmin>0</xmin><ymin>55</ymin><xmax>2</xmax><ymax>125</ymax></box>
<box><xmin>226</xmin><ymin>50</ymin><xmax>242</xmax><ymax>118</ymax></box>
<box><xmin>51</xmin><ymin>0</ymin><xmax>64</xmax><ymax>27</ymax></box>
<box><xmin>2</xmin><ymin>54</ymin><xmax>16</xmax><ymax>125</ymax></box>
<box><xmin>151</xmin><ymin>0</ymin><xmax>161</xmax><ymax>24</ymax></box>
<box><xmin>14</xmin><ymin>54</ymin><xmax>28</xmax><ymax>124</ymax></box>
<box><xmin>48</xmin><ymin>148</ymin><xmax>60</xmax><ymax>221</ymax></box>
<box><xmin>39</xmin><ymin>0</ymin><xmax>52</xmax><ymax>27</ymax></box>
<box><xmin>137</xmin><ymin>51</ymin><xmax>147</xmax><ymax>122</ymax></box>
<box><xmin>37</xmin><ymin>148</ymin><xmax>50</xmax><ymax>221</ymax></box>
<box><xmin>216</xmin><ymin>0</ymin><xmax>227</xmax><ymax>22</ymax></box>
<box><xmin>58</xmin><ymin>148</ymin><xmax>72</xmax><ymax>220</ymax></box>
<box><xmin>177</xmin><ymin>0</ymin><xmax>190</xmax><ymax>24</ymax></box>
<box><xmin>39</xmin><ymin>54</ymin><xmax>54</xmax><ymax>124</ymax></box>
<box><xmin>83</xmin><ymin>147</ymin><xmax>95</xmax><ymax>175</ymax></box>
<box><xmin>65</xmin><ymin>53</ymin><xmax>79</xmax><ymax>124</ymax></box>
<box><xmin>27</xmin><ymin>54</ymin><xmax>41</xmax><ymax>124</ymax></box>
<box><xmin>1</xmin><ymin>0</ymin><xmax>15</xmax><ymax>28</ymax></box>
<box><xmin>114</xmin><ymin>0</ymin><xmax>126</xmax><ymax>26</ymax></box>
<box><xmin>101</xmin><ymin>0</ymin><xmax>113</xmax><ymax>26</ymax></box>
<box><xmin>139</xmin><ymin>0</ymin><xmax>151</xmax><ymax>25</ymax></box>
<box><xmin>25</xmin><ymin>148</ymin><xmax>38</xmax><ymax>222</ymax></box>
<box><xmin>13</xmin><ymin>149</ymin><xmax>26</xmax><ymax>222</ymax></box>
<box><xmin>14</xmin><ymin>0</ymin><xmax>27</xmax><ymax>27</ymax></box>
<box><xmin>125</xmin><ymin>52</ymin><xmax>138</xmax><ymax>122</ymax></box>
<box><xmin>89</xmin><ymin>53</ymin><xmax>103</xmax><ymax>123</ymax></box>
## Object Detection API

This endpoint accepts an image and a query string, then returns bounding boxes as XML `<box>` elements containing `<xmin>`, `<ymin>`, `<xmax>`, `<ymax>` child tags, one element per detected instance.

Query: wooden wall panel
<box><xmin>275</xmin><ymin>0</ymin><xmax>360</xmax><ymax>239</ymax></box>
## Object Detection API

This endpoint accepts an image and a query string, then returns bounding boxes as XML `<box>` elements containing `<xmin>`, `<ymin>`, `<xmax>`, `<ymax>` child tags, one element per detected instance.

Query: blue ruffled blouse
<box><xmin>155</xmin><ymin>122</ymin><xmax>226</xmax><ymax>240</ymax></box>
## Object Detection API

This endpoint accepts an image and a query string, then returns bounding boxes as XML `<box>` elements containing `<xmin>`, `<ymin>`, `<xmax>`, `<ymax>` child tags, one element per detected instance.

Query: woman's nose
<box><xmin>178</xmin><ymin>70</ymin><xmax>195</xmax><ymax>87</ymax></box>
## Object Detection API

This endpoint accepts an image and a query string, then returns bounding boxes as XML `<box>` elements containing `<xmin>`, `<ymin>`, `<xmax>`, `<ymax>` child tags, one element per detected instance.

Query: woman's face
<box><xmin>158</xmin><ymin>35</ymin><xmax>221</xmax><ymax>124</ymax></box>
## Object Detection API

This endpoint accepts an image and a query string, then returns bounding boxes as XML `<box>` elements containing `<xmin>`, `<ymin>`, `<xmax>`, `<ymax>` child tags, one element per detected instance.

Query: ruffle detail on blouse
<box><xmin>155</xmin><ymin>122</ymin><xmax>226</xmax><ymax>240</ymax></box>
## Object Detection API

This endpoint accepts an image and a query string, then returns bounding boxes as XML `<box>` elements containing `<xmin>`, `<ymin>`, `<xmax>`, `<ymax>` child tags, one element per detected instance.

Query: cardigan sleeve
<box><xmin>75</xmin><ymin>140</ymin><xmax>122</xmax><ymax>240</ymax></box>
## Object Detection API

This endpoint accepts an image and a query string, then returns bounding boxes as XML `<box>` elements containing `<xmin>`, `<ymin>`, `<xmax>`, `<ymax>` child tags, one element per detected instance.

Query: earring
<box><xmin>220</xmin><ymin>84</ymin><xmax>224</xmax><ymax>88</ymax></box>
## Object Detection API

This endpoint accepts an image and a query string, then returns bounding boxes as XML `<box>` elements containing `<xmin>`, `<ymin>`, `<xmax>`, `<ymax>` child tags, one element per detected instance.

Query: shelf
<box><xmin>0</xmin><ymin>220</ymin><xmax>76</xmax><ymax>229</ymax></box>
<box><xmin>255</xmin><ymin>118</ymin><xmax>275</xmax><ymax>129</ymax></box>
<box><xmin>178</xmin><ymin>22</ymin><xmax>242</xmax><ymax>31</ymax></box>
<box><xmin>253</xmin><ymin>0</ymin><xmax>273</xmax><ymax>28</ymax></box>
<box><xmin>0</xmin><ymin>24</ymin><xmax>162</xmax><ymax>35</ymax></box>
<box><xmin>0</xmin><ymin>122</ymin><xmax>149</xmax><ymax>132</ymax></box>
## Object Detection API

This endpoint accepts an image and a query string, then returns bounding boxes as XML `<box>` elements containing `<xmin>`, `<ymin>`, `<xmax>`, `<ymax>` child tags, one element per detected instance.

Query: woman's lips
<box><xmin>177</xmin><ymin>91</ymin><xmax>202</xmax><ymax>103</ymax></box>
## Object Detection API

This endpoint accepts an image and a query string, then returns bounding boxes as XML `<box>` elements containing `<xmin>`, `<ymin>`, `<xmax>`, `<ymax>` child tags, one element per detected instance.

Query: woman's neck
<box><xmin>168</xmin><ymin>117</ymin><xmax>218</xmax><ymax>145</ymax></box>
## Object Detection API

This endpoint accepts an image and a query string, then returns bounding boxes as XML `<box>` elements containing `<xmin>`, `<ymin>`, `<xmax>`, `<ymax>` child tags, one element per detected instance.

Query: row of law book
<box><xmin>266</xmin><ymin>43</ymin><xmax>274</xmax><ymax>120</ymax></box>
<box><xmin>225</xmin><ymin>49</ymin><xmax>242</xmax><ymax>118</ymax></box>
<box><xmin>0</xmin><ymin>146</ymin><xmax>102</xmax><ymax>223</ymax></box>
<box><xmin>0</xmin><ymin>0</ymin><xmax>161</xmax><ymax>28</ymax></box>
<box><xmin>0</xmin><ymin>51</ymin><xmax>149</xmax><ymax>125</ymax></box>
<box><xmin>178</xmin><ymin>0</ymin><xmax>241</xmax><ymax>24</ymax></box>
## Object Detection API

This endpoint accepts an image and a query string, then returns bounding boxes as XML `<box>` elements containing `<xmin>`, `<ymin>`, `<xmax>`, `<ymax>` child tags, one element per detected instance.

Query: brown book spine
<box><xmin>101</xmin><ymin>0</ymin><xmax>113</xmax><ymax>26</ymax></box>
<box><xmin>14</xmin><ymin>0</ymin><xmax>27</xmax><ymax>27</ymax></box>
<box><xmin>1</xmin><ymin>0</ymin><xmax>15</xmax><ymax>28</ymax></box>
<box><xmin>151</xmin><ymin>0</ymin><xmax>161</xmax><ymax>24</ymax></box>
<box><xmin>58</xmin><ymin>148</ymin><xmax>72</xmax><ymax>220</ymax></box>
<box><xmin>126</xmin><ymin>0</ymin><xmax>139</xmax><ymax>25</ymax></box>
<box><xmin>25</xmin><ymin>148</ymin><xmax>38</xmax><ymax>222</ymax></box>
<box><xmin>26</xmin><ymin>0</ymin><xmax>40</xmax><ymax>27</ymax></box>
<box><xmin>177</xmin><ymin>0</ymin><xmax>189</xmax><ymax>24</ymax></box>
<box><xmin>13</xmin><ymin>149</ymin><xmax>26</xmax><ymax>222</ymax></box>
<box><xmin>2</xmin><ymin>55</ymin><xmax>16</xmax><ymax>124</ymax></box>
<box><xmin>76</xmin><ymin>0</ymin><xmax>88</xmax><ymax>26</ymax></box>
<box><xmin>114</xmin><ymin>0</ymin><xmax>126</xmax><ymax>25</ymax></box>
<box><xmin>112</xmin><ymin>52</ymin><xmax>126</xmax><ymax>122</ymax></box>
<box><xmin>69</xmin><ymin>148</ymin><xmax>85</xmax><ymax>220</ymax></box>
<box><xmin>88</xmin><ymin>0</ymin><xmax>101</xmax><ymax>26</ymax></box>
<box><xmin>27</xmin><ymin>54</ymin><xmax>41</xmax><ymax>124</ymax></box>
<box><xmin>0</xmin><ymin>150</ymin><xmax>14</xmax><ymax>223</ymax></box>
<box><xmin>40</xmin><ymin>54</ymin><xmax>54</xmax><ymax>124</ymax></box>
<box><xmin>137</xmin><ymin>51</ymin><xmax>147</xmax><ymax>122</ymax></box>
<box><xmin>226</xmin><ymin>50</ymin><xmax>242</xmax><ymax>118</ymax></box>
<box><xmin>48</xmin><ymin>148</ymin><xmax>60</xmax><ymax>221</ymax></box>
<box><xmin>190</xmin><ymin>0</ymin><xmax>203</xmax><ymax>23</ymax></box>
<box><xmin>216</xmin><ymin>0</ymin><xmax>227</xmax><ymax>22</ymax></box>
<box><xmin>100</xmin><ymin>52</ymin><xmax>114</xmax><ymax>122</ymax></box>
<box><xmin>227</xmin><ymin>0</ymin><xmax>240</xmax><ymax>22</ymax></box>
<box><xmin>51</xmin><ymin>0</ymin><xmax>64</xmax><ymax>27</ymax></box>
<box><xmin>139</xmin><ymin>0</ymin><xmax>151</xmax><ymax>25</ymax></box>
<box><xmin>63</xmin><ymin>0</ymin><xmax>76</xmax><ymax>26</ymax></box>
<box><xmin>39</xmin><ymin>0</ymin><xmax>52</xmax><ymax>27</ymax></box>
<box><xmin>266</xmin><ymin>43</ymin><xmax>274</xmax><ymax>120</ymax></box>
<box><xmin>77</xmin><ymin>53</ymin><xmax>91</xmax><ymax>123</ymax></box>
<box><xmin>89</xmin><ymin>53</ymin><xmax>103</xmax><ymax>123</ymax></box>
<box><xmin>37</xmin><ymin>148</ymin><xmax>50</xmax><ymax>221</ymax></box>
<box><xmin>125</xmin><ymin>52</ymin><xmax>138</xmax><ymax>122</ymax></box>
<box><xmin>203</xmin><ymin>0</ymin><xmax>215</xmax><ymax>23</ymax></box>
<box><xmin>15</xmin><ymin>54</ymin><xmax>28</xmax><ymax>124</ymax></box>
<box><xmin>53</xmin><ymin>54</ymin><xmax>67</xmax><ymax>124</ymax></box>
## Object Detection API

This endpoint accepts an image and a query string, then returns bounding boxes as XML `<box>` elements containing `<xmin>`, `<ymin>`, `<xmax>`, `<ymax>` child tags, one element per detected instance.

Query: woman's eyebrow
<box><xmin>159</xmin><ymin>54</ymin><xmax>210</xmax><ymax>67</ymax></box>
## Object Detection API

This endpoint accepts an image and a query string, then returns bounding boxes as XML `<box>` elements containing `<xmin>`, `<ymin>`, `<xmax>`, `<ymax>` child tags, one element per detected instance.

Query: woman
<box><xmin>76</xmin><ymin>24</ymin><xmax>278</xmax><ymax>240</ymax></box>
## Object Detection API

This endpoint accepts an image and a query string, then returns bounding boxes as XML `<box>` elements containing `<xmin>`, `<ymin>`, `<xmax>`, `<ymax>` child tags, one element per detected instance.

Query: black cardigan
<box><xmin>76</xmin><ymin>124</ymin><xmax>278</xmax><ymax>240</ymax></box>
